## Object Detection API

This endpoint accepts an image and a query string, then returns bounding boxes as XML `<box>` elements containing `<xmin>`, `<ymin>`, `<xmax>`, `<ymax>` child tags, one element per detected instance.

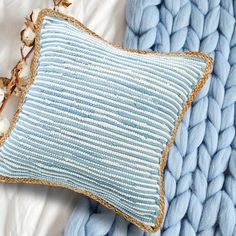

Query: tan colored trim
<box><xmin>0</xmin><ymin>9</ymin><xmax>213</xmax><ymax>233</ymax></box>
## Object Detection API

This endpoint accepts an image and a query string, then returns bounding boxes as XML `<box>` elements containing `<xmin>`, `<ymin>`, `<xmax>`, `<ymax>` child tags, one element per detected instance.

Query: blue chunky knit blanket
<box><xmin>65</xmin><ymin>0</ymin><xmax>236</xmax><ymax>235</ymax></box>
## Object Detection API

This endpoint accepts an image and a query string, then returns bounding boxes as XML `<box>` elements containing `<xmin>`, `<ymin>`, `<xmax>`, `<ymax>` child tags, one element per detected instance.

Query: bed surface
<box><xmin>0</xmin><ymin>1</ymin><xmax>126</xmax><ymax>235</ymax></box>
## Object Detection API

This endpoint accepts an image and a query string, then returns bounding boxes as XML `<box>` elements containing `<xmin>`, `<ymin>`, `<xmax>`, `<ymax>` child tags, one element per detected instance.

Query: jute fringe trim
<box><xmin>0</xmin><ymin>9</ymin><xmax>213</xmax><ymax>233</ymax></box>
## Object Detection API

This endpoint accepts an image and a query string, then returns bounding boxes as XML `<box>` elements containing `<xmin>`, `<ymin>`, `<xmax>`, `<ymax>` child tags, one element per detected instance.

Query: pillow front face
<box><xmin>0</xmin><ymin>9</ymin><xmax>213</xmax><ymax>232</ymax></box>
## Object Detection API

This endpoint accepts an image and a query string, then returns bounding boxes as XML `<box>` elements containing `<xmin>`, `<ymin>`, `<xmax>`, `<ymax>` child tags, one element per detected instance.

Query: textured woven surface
<box><xmin>65</xmin><ymin>0</ymin><xmax>236</xmax><ymax>235</ymax></box>
<box><xmin>0</xmin><ymin>10</ymin><xmax>212</xmax><ymax>232</ymax></box>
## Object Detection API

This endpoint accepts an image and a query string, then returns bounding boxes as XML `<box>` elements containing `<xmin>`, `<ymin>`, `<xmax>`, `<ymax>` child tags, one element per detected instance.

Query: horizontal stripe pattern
<box><xmin>0</xmin><ymin>16</ymin><xmax>207</xmax><ymax>225</ymax></box>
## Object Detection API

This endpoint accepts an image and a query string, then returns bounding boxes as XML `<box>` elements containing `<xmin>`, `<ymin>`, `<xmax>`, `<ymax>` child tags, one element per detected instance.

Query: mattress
<box><xmin>0</xmin><ymin>1</ymin><xmax>126</xmax><ymax>235</ymax></box>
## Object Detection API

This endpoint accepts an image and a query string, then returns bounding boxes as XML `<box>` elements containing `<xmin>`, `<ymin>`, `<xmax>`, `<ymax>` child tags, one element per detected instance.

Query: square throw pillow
<box><xmin>0</xmin><ymin>9</ymin><xmax>213</xmax><ymax>232</ymax></box>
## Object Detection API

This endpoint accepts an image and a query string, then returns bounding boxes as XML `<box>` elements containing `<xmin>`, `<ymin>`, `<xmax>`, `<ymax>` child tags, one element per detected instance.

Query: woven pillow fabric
<box><xmin>0</xmin><ymin>9</ymin><xmax>213</xmax><ymax>233</ymax></box>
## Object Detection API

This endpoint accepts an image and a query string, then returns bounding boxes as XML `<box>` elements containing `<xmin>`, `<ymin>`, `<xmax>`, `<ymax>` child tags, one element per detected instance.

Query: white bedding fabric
<box><xmin>0</xmin><ymin>1</ymin><xmax>126</xmax><ymax>235</ymax></box>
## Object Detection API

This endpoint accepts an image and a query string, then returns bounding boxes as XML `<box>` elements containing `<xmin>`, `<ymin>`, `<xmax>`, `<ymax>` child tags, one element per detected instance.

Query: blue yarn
<box><xmin>64</xmin><ymin>0</ymin><xmax>236</xmax><ymax>235</ymax></box>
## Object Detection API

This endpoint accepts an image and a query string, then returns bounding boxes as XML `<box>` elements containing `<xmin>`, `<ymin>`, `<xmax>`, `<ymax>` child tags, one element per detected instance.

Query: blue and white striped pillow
<box><xmin>0</xmin><ymin>9</ymin><xmax>213</xmax><ymax>232</ymax></box>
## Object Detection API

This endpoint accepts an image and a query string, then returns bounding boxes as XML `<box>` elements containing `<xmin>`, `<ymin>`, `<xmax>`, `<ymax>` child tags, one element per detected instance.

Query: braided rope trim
<box><xmin>0</xmin><ymin>9</ymin><xmax>213</xmax><ymax>233</ymax></box>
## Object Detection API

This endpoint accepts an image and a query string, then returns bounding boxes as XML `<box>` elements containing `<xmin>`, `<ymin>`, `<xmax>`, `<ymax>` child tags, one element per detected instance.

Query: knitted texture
<box><xmin>65</xmin><ymin>0</ymin><xmax>236</xmax><ymax>235</ymax></box>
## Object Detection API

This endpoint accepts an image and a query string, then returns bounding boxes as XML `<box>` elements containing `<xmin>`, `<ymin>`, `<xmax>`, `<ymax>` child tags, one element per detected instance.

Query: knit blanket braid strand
<box><xmin>124</xmin><ymin>0</ymin><xmax>236</xmax><ymax>235</ymax></box>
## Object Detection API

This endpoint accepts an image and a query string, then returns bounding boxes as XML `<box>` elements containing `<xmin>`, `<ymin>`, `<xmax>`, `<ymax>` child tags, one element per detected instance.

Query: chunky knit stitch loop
<box><xmin>65</xmin><ymin>0</ymin><xmax>236</xmax><ymax>235</ymax></box>
<box><xmin>125</xmin><ymin>0</ymin><xmax>162</xmax><ymax>49</ymax></box>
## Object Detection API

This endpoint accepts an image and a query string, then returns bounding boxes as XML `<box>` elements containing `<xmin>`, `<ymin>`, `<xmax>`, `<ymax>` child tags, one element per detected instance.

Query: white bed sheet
<box><xmin>0</xmin><ymin>1</ymin><xmax>126</xmax><ymax>235</ymax></box>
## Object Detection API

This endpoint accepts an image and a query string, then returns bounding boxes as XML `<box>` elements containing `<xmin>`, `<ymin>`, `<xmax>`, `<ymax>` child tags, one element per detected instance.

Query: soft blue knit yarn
<box><xmin>64</xmin><ymin>0</ymin><xmax>236</xmax><ymax>235</ymax></box>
